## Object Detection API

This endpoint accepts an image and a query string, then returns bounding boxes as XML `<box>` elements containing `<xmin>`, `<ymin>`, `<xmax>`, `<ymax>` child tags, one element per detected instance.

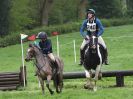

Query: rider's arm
<box><xmin>43</xmin><ymin>40</ymin><xmax>52</xmax><ymax>53</ymax></box>
<box><xmin>96</xmin><ymin>18</ymin><xmax>104</xmax><ymax>37</ymax></box>
<box><xmin>33</xmin><ymin>41</ymin><xmax>41</xmax><ymax>49</ymax></box>
<box><xmin>80</xmin><ymin>19</ymin><xmax>87</xmax><ymax>38</ymax></box>
<box><xmin>39</xmin><ymin>40</ymin><xmax>52</xmax><ymax>54</ymax></box>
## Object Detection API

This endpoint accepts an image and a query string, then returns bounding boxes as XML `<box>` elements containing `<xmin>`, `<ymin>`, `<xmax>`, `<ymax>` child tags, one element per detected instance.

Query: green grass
<box><xmin>0</xmin><ymin>24</ymin><xmax>133</xmax><ymax>99</ymax></box>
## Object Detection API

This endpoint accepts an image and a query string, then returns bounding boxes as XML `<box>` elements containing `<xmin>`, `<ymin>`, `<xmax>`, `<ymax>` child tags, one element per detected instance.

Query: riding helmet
<box><xmin>36</xmin><ymin>32</ymin><xmax>47</xmax><ymax>39</ymax></box>
<box><xmin>87</xmin><ymin>9</ymin><xmax>96</xmax><ymax>15</ymax></box>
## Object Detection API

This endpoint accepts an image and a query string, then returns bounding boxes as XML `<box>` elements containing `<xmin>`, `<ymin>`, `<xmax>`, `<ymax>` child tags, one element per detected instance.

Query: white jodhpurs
<box><xmin>80</xmin><ymin>36</ymin><xmax>107</xmax><ymax>50</ymax></box>
<box><xmin>48</xmin><ymin>53</ymin><xmax>55</xmax><ymax>62</ymax></box>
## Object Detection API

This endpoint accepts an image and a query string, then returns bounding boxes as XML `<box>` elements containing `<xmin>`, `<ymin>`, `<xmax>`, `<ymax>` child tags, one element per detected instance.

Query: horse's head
<box><xmin>89</xmin><ymin>34</ymin><xmax>98</xmax><ymax>53</ymax></box>
<box><xmin>25</xmin><ymin>44</ymin><xmax>35</xmax><ymax>62</ymax></box>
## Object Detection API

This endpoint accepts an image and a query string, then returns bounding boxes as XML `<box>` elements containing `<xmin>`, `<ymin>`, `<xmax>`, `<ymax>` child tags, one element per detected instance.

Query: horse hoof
<box><xmin>56</xmin><ymin>90</ymin><xmax>61</xmax><ymax>93</ymax></box>
<box><xmin>84</xmin><ymin>84</ymin><xmax>92</xmax><ymax>89</ymax></box>
<box><xmin>84</xmin><ymin>84</ymin><xmax>88</xmax><ymax>89</ymax></box>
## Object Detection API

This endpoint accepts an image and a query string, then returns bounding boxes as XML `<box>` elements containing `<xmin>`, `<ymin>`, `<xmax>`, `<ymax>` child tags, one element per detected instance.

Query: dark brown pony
<box><xmin>25</xmin><ymin>44</ymin><xmax>64</xmax><ymax>95</ymax></box>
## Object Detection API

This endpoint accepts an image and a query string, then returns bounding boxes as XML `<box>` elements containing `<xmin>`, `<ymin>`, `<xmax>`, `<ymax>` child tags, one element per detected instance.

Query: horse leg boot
<box><xmin>84</xmin><ymin>70</ymin><xmax>92</xmax><ymax>89</ymax></box>
<box><xmin>104</xmin><ymin>48</ymin><xmax>109</xmax><ymax>65</ymax></box>
<box><xmin>79</xmin><ymin>49</ymin><xmax>85</xmax><ymax>65</ymax></box>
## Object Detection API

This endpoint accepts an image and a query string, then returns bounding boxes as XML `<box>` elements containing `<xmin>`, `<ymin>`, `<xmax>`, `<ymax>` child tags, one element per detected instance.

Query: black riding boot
<box><xmin>79</xmin><ymin>49</ymin><xmax>85</xmax><ymax>65</ymax></box>
<box><xmin>104</xmin><ymin>49</ymin><xmax>109</xmax><ymax>65</ymax></box>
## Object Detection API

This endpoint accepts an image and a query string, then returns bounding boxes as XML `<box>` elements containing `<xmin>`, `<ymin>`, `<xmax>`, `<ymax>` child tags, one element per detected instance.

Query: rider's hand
<box><xmin>47</xmin><ymin>51</ymin><xmax>50</xmax><ymax>54</ymax></box>
<box><xmin>85</xmin><ymin>35</ymin><xmax>89</xmax><ymax>40</ymax></box>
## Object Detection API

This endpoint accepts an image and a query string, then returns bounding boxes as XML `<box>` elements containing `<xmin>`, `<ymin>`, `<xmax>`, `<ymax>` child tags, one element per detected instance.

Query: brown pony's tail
<box><xmin>53</xmin><ymin>72</ymin><xmax>63</xmax><ymax>93</ymax></box>
<box><xmin>53</xmin><ymin>58</ymin><xmax>64</xmax><ymax>93</ymax></box>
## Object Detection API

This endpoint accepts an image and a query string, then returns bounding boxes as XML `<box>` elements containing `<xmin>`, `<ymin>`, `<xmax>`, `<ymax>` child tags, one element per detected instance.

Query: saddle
<box><xmin>43</xmin><ymin>54</ymin><xmax>58</xmax><ymax>74</ymax></box>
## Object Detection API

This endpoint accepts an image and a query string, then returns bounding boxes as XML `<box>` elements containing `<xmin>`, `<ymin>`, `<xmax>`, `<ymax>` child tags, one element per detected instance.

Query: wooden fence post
<box><xmin>19</xmin><ymin>66</ymin><xmax>27</xmax><ymax>86</ymax></box>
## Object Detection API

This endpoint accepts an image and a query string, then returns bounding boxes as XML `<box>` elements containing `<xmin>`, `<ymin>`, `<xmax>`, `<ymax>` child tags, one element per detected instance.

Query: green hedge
<box><xmin>0</xmin><ymin>22</ymin><xmax>81</xmax><ymax>47</ymax></box>
<box><xmin>101</xmin><ymin>18</ymin><xmax>133</xmax><ymax>27</ymax></box>
<box><xmin>0</xmin><ymin>18</ymin><xmax>133</xmax><ymax>47</ymax></box>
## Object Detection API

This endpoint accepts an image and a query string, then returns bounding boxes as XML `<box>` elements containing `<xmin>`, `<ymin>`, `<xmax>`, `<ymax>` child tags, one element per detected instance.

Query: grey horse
<box><xmin>25</xmin><ymin>44</ymin><xmax>64</xmax><ymax>95</ymax></box>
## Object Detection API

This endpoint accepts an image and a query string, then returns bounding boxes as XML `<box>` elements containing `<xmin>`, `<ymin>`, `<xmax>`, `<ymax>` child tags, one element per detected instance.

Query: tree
<box><xmin>120</xmin><ymin>0</ymin><xmax>127</xmax><ymax>15</ymax></box>
<box><xmin>49</xmin><ymin>0</ymin><xmax>80</xmax><ymax>24</ymax></box>
<box><xmin>0</xmin><ymin>0</ymin><xmax>10</xmax><ymax>36</ymax></box>
<box><xmin>88</xmin><ymin>0</ymin><xmax>123</xmax><ymax>18</ymax></box>
<box><xmin>10</xmin><ymin>0</ymin><xmax>34</xmax><ymax>32</ymax></box>
<box><xmin>78</xmin><ymin>0</ymin><xmax>88</xmax><ymax>19</ymax></box>
<box><xmin>126</xmin><ymin>0</ymin><xmax>133</xmax><ymax>17</ymax></box>
<box><xmin>37</xmin><ymin>0</ymin><xmax>54</xmax><ymax>26</ymax></box>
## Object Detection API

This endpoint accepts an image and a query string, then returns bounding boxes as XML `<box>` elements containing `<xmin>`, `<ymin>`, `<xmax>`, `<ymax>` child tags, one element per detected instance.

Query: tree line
<box><xmin>0</xmin><ymin>0</ymin><xmax>133</xmax><ymax>36</ymax></box>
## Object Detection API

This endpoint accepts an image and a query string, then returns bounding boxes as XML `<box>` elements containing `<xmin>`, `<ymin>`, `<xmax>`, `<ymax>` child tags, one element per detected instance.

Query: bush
<box><xmin>101</xmin><ymin>18</ymin><xmax>133</xmax><ymax>27</ymax></box>
<box><xmin>0</xmin><ymin>22</ymin><xmax>81</xmax><ymax>47</ymax></box>
<box><xmin>0</xmin><ymin>18</ymin><xmax>133</xmax><ymax>47</ymax></box>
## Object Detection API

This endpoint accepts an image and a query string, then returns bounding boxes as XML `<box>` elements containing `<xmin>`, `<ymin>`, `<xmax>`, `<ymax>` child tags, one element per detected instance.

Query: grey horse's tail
<box><xmin>53</xmin><ymin>57</ymin><xmax>64</xmax><ymax>93</ymax></box>
<box><xmin>53</xmin><ymin>73</ymin><xmax>63</xmax><ymax>85</ymax></box>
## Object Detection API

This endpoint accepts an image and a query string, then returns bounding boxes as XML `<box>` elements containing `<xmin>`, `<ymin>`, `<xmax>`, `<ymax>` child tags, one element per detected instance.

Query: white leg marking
<box><xmin>85</xmin><ymin>46</ymin><xmax>89</xmax><ymax>54</ymax></box>
<box><xmin>85</xmin><ymin>70</ymin><xmax>90</xmax><ymax>78</ymax></box>
<box><xmin>97</xmin><ymin>45</ymin><xmax>102</xmax><ymax>65</ymax></box>
<box><xmin>94</xmin><ymin>45</ymin><xmax>102</xmax><ymax>80</ymax></box>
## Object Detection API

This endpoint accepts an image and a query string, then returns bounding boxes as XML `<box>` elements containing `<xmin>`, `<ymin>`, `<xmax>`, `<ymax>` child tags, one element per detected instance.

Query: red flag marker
<box><xmin>52</xmin><ymin>31</ymin><xmax>59</xmax><ymax>36</ymax></box>
<box><xmin>28</xmin><ymin>34</ymin><xmax>36</xmax><ymax>41</ymax></box>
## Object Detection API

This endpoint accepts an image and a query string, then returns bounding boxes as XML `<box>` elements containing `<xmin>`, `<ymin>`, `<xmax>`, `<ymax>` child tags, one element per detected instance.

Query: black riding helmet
<box><xmin>36</xmin><ymin>32</ymin><xmax>47</xmax><ymax>39</ymax></box>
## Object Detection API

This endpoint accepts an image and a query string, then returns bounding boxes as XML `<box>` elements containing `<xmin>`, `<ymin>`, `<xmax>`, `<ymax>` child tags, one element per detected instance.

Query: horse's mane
<box><xmin>32</xmin><ymin>45</ymin><xmax>52</xmax><ymax>64</ymax></box>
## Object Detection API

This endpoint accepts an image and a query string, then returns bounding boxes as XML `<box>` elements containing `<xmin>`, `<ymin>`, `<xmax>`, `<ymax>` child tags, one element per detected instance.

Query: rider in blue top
<box><xmin>79</xmin><ymin>9</ymin><xmax>109</xmax><ymax>65</ymax></box>
<box><xmin>35</xmin><ymin>32</ymin><xmax>58</xmax><ymax>74</ymax></box>
<box><xmin>80</xmin><ymin>16</ymin><xmax>104</xmax><ymax>37</ymax></box>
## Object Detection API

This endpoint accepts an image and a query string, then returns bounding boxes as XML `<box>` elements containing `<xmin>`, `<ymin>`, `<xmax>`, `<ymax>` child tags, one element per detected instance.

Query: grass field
<box><xmin>0</xmin><ymin>25</ymin><xmax>133</xmax><ymax>99</ymax></box>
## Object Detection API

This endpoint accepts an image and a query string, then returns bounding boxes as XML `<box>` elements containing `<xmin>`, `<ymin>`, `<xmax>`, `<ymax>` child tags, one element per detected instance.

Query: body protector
<box><xmin>87</xmin><ymin>19</ymin><xmax>96</xmax><ymax>33</ymax></box>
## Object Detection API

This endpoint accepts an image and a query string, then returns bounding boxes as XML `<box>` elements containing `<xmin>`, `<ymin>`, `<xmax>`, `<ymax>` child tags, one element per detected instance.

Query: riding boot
<box><xmin>104</xmin><ymin>48</ymin><xmax>109</xmax><ymax>65</ymax></box>
<box><xmin>79</xmin><ymin>49</ymin><xmax>84</xmax><ymax>65</ymax></box>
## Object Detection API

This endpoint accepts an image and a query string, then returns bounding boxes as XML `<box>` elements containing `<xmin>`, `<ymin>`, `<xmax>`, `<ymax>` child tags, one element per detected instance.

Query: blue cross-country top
<box><xmin>39</xmin><ymin>39</ymin><xmax>53</xmax><ymax>54</ymax></box>
<box><xmin>80</xmin><ymin>18</ymin><xmax>104</xmax><ymax>37</ymax></box>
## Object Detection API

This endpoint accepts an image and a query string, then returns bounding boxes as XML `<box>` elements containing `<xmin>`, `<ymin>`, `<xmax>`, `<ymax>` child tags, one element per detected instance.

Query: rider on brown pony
<box><xmin>35</xmin><ymin>32</ymin><xmax>58</xmax><ymax>74</ymax></box>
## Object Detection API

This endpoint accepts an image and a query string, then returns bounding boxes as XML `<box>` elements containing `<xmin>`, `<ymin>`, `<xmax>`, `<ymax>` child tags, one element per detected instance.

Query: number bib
<box><xmin>87</xmin><ymin>20</ymin><xmax>96</xmax><ymax>32</ymax></box>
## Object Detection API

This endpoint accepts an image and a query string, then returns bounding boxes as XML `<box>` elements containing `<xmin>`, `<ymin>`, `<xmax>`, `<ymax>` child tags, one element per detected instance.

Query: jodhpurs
<box><xmin>48</xmin><ymin>53</ymin><xmax>55</xmax><ymax>62</ymax></box>
<box><xmin>80</xmin><ymin>36</ymin><xmax>107</xmax><ymax>50</ymax></box>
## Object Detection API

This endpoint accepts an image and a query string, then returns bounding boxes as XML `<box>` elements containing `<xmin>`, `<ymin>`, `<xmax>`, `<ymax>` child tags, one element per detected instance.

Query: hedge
<box><xmin>0</xmin><ymin>18</ymin><xmax>133</xmax><ymax>47</ymax></box>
